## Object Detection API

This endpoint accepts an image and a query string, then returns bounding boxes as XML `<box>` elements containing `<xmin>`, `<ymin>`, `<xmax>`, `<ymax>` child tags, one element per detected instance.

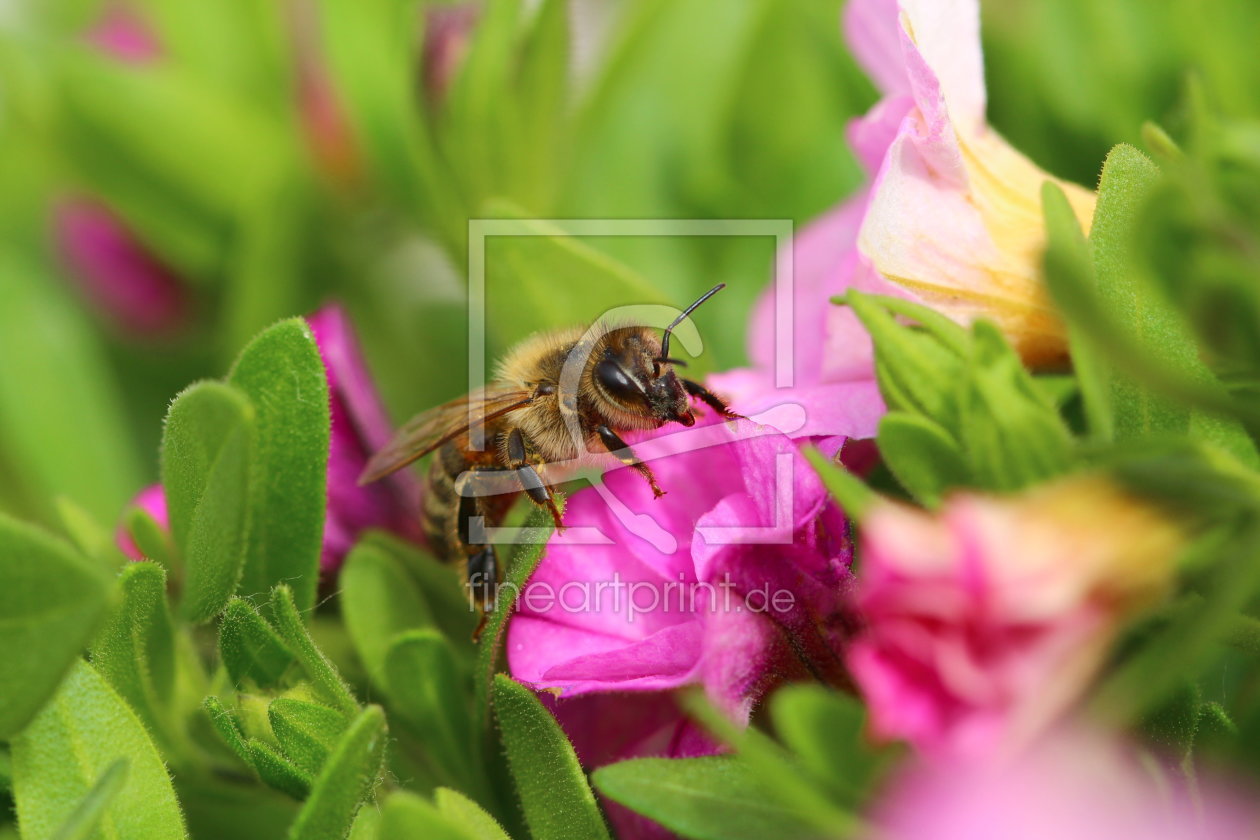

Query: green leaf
<box><xmin>11</xmin><ymin>661</ymin><xmax>187</xmax><ymax>839</ymax></box>
<box><xmin>0</xmin><ymin>513</ymin><xmax>110</xmax><ymax>738</ymax></box>
<box><xmin>89</xmin><ymin>561</ymin><xmax>177</xmax><ymax>745</ymax></box>
<box><xmin>802</xmin><ymin>448</ymin><xmax>876</xmax><ymax>521</ymax></box>
<box><xmin>219</xmin><ymin>597</ymin><xmax>295</xmax><ymax>689</ymax></box>
<box><xmin>248</xmin><ymin>738</ymin><xmax>313</xmax><ymax>800</ymax></box>
<box><xmin>383</xmin><ymin>631</ymin><xmax>474</xmax><ymax>790</ymax></box>
<box><xmin>269</xmin><ymin>585</ymin><xmax>358</xmax><ymax>716</ymax></box>
<box><xmin>510</xmin><ymin>0</ymin><xmax>570</xmax><ymax>208</ymax></box>
<box><xmin>123</xmin><ymin>506</ymin><xmax>177</xmax><ymax>570</ymax></box>
<box><xmin>378</xmin><ymin>791</ymin><xmax>481</xmax><ymax>840</ymax></box>
<box><xmin>592</xmin><ymin>757</ymin><xmax>820</xmax><ymax>840</ymax></box>
<box><xmin>768</xmin><ymin>685</ymin><xmax>885</xmax><ymax>804</ymax></box>
<box><xmin>269</xmin><ymin>699</ymin><xmax>348</xmax><ymax>778</ymax></box>
<box><xmin>54</xmin><ymin>497</ymin><xmax>115</xmax><ymax>567</ymax></box>
<box><xmin>958</xmin><ymin>322</ymin><xmax>1074</xmax><ymax>491</ymax></box>
<box><xmin>229</xmin><ymin>319</ymin><xmax>330</xmax><ymax>615</ymax></box>
<box><xmin>0</xmin><ymin>249</ymin><xmax>141</xmax><ymax>524</ymax></box>
<box><xmin>50</xmin><ymin>758</ymin><xmax>128</xmax><ymax>840</ymax></box>
<box><xmin>1090</xmin><ymin>144</ymin><xmax>1194</xmax><ymax>439</ymax></box>
<box><xmin>876</xmin><ymin>413</ymin><xmax>970</xmax><ymax>507</ymax></box>
<box><xmin>288</xmin><ymin>706</ymin><xmax>388</xmax><ymax>840</ymax></box>
<box><xmin>1042</xmin><ymin>180</ymin><xmax>1113</xmax><ymax>440</ymax></box>
<box><xmin>492</xmin><ymin>674</ymin><xmax>611</xmax><ymax>840</ymax></box>
<box><xmin>843</xmin><ymin>291</ymin><xmax>965</xmax><ymax>428</ymax></box>
<box><xmin>433</xmin><ymin>788</ymin><xmax>512</xmax><ymax>840</ymax></box>
<box><xmin>161</xmin><ymin>380</ymin><xmax>255</xmax><ymax>623</ymax></box>
<box><xmin>340</xmin><ymin>542</ymin><xmax>435</xmax><ymax>684</ymax></box>
<box><xmin>203</xmin><ymin>696</ymin><xmax>253</xmax><ymax>767</ymax></box>
<box><xmin>480</xmin><ymin>206</ymin><xmax>670</xmax><ymax>352</ymax></box>
<box><xmin>361</xmin><ymin>533</ymin><xmax>477</xmax><ymax>650</ymax></box>
<box><xmin>474</xmin><ymin>506</ymin><xmax>553</xmax><ymax>728</ymax></box>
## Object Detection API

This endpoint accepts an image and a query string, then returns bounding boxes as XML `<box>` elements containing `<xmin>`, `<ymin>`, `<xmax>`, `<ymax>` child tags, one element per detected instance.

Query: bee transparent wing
<box><xmin>358</xmin><ymin>386</ymin><xmax>534</xmax><ymax>484</ymax></box>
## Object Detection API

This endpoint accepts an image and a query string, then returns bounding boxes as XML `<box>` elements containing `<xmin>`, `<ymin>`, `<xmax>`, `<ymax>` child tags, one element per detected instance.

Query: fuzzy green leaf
<box><xmin>474</xmin><ymin>506</ymin><xmax>553</xmax><ymax>728</ymax></box>
<box><xmin>492</xmin><ymin>674</ymin><xmax>611</xmax><ymax>840</ymax></box>
<box><xmin>802</xmin><ymin>448</ymin><xmax>876</xmax><ymax>521</ymax></box>
<box><xmin>340</xmin><ymin>543</ymin><xmax>435</xmax><ymax>684</ymax></box>
<box><xmin>433</xmin><ymin>788</ymin><xmax>512</xmax><ymax>840</ymax></box>
<box><xmin>269</xmin><ymin>585</ymin><xmax>358</xmax><ymax>716</ymax></box>
<box><xmin>361</xmin><ymin>533</ymin><xmax>477</xmax><ymax>651</ymax></box>
<box><xmin>49</xmin><ymin>758</ymin><xmax>128</xmax><ymax>840</ymax></box>
<box><xmin>248</xmin><ymin>739</ymin><xmax>313</xmax><ymax>800</ymax></box>
<box><xmin>202</xmin><ymin>696</ymin><xmax>253</xmax><ymax>767</ymax></box>
<box><xmin>89</xmin><ymin>561</ymin><xmax>177</xmax><ymax>744</ymax></box>
<box><xmin>1091</xmin><ymin>145</ymin><xmax>1194</xmax><ymax>439</ymax></box>
<box><xmin>378</xmin><ymin>791</ymin><xmax>481</xmax><ymax>840</ymax></box>
<box><xmin>877</xmin><ymin>413</ymin><xmax>970</xmax><ymax>507</ymax></box>
<box><xmin>592</xmin><ymin>757</ymin><xmax>819</xmax><ymax>840</ymax></box>
<box><xmin>843</xmin><ymin>291</ymin><xmax>965</xmax><ymax>429</ymax></box>
<box><xmin>219</xmin><ymin>597</ymin><xmax>296</xmax><ymax>688</ymax></box>
<box><xmin>228</xmin><ymin>319</ymin><xmax>330</xmax><ymax>614</ymax></box>
<box><xmin>384</xmin><ymin>631</ymin><xmax>474</xmax><ymax>790</ymax></box>
<box><xmin>161</xmin><ymin>380</ymin><xmax>255</xmax><ymax>622</ymax></box>
<box><xmin>1041</xmin><ymin>180</ymin><xmax>1113</xmax><ymax>440</ymax></box>
<box><xmin>288</xmin><ymin>706</ymin><xmax>388</xmax><ymax>840</ymax></box>
<box><xmin>11</xmin><ymin>661</ymin><xmax>187</xmax><ymax>839</ymax></box>
<box><xmin>0</xmin><ymin>513</ymin><xmax>111</xmax><ymax>738</ymax></box>
<box><xmin>123</xmin><ymin>505</ymin><xmax>177</xmax><ymax>570</ymax></box>
<box><xmin>269</xmin><ymin>699</ymin><xmax>347</xmax><ymax>778</ymax></box>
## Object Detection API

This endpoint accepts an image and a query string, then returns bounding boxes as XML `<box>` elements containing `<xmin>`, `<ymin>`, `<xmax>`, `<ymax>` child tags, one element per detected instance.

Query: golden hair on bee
<box><xmin>359</xmin><ymin>283</ymin><xmax>737</xmax><ymax>619</ymax></box>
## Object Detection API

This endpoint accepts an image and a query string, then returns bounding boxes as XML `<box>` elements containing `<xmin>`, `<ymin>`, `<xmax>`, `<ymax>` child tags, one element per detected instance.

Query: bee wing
<box><xmin>358</xmin><ymin>386</ymin><xmax>535</xmax><ymax>484</ymax></box>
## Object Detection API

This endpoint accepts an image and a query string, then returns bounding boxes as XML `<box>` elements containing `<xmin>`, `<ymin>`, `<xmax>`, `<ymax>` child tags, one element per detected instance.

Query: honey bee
<box><xmin>359</xmin><ymin>284</ymin><xmax>736</xmax><ymax>610</ymax></box>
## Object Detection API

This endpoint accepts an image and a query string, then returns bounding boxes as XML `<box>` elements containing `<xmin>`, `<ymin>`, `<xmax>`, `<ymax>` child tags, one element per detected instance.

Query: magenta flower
<box><xmin>53</xmin><ymin>199</ymin><xmax>189</xmax><ymax>338</ymax></box>
<box><xmin>116</xmin><ymin>484</ymin><xmax>169</xmax><ymax>562</ymax></box>
<box><xmin>115</xmin><ymin>305</ymin><xmax>421</xmax><ymax>573</ymax></box>
<box><xmin>847</xmin><ymin>478</ymin><xmax>1180</xmax><ymax>760</ymax></box>
<box><xmin>543</xmin><ymin>691</ymin><xmax>721</xmax><ymax>840</ymax></box>
<box><xmin>508</xmin><ymin>415</ymin><xmax>857</xmax><ymax>723</ymax></box>
<box><xmin>307</xmin><ymin>304</ymin><xmax>423</xmax><ymax>572</ymax></box>
<box><xmin>871</xmin><ymin>726</ymin><xmax>1256</xmax><ymax>840</ymax></box>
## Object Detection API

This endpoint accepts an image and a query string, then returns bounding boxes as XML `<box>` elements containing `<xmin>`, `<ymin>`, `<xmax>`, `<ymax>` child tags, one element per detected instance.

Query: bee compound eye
<box><xmin>595</xmin><ymin>358</ymin><xmax>643</xmax><ymax>404</ymax></box>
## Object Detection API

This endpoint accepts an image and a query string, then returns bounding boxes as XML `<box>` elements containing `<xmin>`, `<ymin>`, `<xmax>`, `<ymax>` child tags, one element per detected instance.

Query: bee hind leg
<box><xmin>596</xmin><ymin>424</ymin><xmax>664</xmax><ymax>498</ymax></box>
<box><xmin>506</xmin><ymin>428</ymin><xmax>565</xmax><ymax>531</ymax></box>
<box><xmin>681</xmin><ymin>378</ymin><xmax>742</xmax><ymax>421</ymax></box>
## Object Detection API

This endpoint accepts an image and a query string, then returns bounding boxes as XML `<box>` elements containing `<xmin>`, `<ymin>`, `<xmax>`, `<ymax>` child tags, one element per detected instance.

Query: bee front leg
<box><xmin>597</xmin><ymin>425</ymin><xmax>664</xmax><ymax>498</ymax></box>
<box><xmin>506</xmin><ymin>428</ymin><xmax>564</xmax><ymax>531</ymax></box>
<box><xmin>681</xmin><ymin>378</ymin><xmax>742</xmax><ymax>421</ymax></box>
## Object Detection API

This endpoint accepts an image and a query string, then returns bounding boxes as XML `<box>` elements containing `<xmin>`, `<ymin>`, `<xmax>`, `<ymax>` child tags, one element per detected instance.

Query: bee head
<box><xmin>592</xmin><ymin>284</ymin><xmax>725</xmax><ymax>429</ymax></box>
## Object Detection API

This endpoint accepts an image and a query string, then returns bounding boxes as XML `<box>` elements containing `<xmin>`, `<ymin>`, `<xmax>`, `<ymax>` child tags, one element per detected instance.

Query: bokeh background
<box><xmin>1</xmin><ymin>0</ymin><xmax>1259</xmax><ymax>532</ymax></box>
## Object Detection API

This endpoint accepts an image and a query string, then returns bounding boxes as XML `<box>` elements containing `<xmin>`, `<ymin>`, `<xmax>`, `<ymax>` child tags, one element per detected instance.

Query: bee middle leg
<box><xmin>681</xmin><ymin>378</ymin><xmax>742</xmax><ymax>420</ymax></box>
<box><xmin>597</xmin><ymin>424</ymin><xmax>664</xmax><ymax>498</ymax></box>
<box><xmin>506</xmin><ymin>427</ymin><xmax>564</xmax><ymax>530</ymax></box>
<box><xmin>455</xmin><ymin>475</ymin><xmax>501</xmax><ymax>613</ymax></box>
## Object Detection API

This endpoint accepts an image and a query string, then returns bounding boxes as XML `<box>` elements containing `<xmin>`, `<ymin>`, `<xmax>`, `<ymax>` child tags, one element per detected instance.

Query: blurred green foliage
<box><xmin>5</xmin><ymin>1</ymin><xmax>1260</xmax><ymax>838</ymax></box>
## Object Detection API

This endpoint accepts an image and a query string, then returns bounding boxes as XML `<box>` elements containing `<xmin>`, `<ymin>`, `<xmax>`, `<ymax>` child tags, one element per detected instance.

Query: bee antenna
<box><xmin>658</xmin><ymin>283</ymin><xmax>725</xmax><ymax>374</ymax></box>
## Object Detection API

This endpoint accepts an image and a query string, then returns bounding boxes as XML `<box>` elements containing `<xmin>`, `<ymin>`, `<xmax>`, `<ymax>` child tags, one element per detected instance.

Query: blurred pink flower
<box><xmin>85</xmin><ymin>4</ymin><xmax>160</xmax><ymax>62</ymax></box>
<box><xmin>53</xmin><ymin>199</ymin><xmax>189</xmax><ymax>338</ymax></box>
<box><xmin>508</xmin><ymin>415</ymin><xmax>862</xmax><ymax>723</ymax></box>
<box><xmin>848</xmin><ymin>478</ymin><xmax>1180</xmax><ymax>760</ymax></box>
<box><xmin>115</xmin><ymin>305</ymin><xmax>421</xmax><ymax>573</ymax></box>
<box><xmin>872</xmin><ymin>726</ymin><xmax>1256</xmax><ymax>840</ymax></box>
<box><xmin>422</xmin><ymin>4</ymin><xmax>480</xmax><ymax>105</ymax></box>
<box><xmin>116</xmin><ymin>484</ymin><xmax>169</xmax><ymax>561</ymax></box>
<box><xmin>306</xmin><ymin>305</ymin><xmax>423</xmax><ymax>572</ymax></box>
